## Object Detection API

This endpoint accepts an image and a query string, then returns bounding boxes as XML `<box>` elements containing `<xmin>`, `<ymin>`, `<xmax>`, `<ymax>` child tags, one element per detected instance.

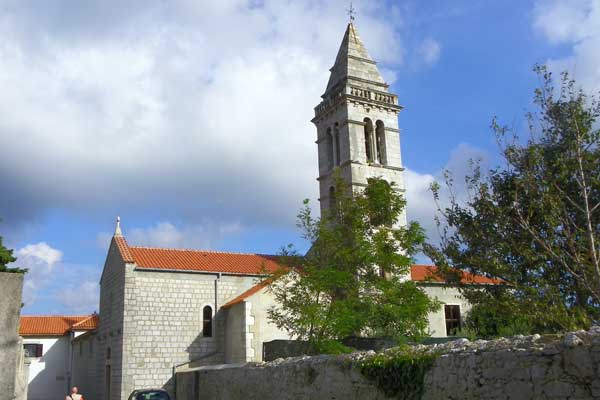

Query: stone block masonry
<box><xmin>0</xmin><ymin>272</ymin><xmax>25</xmax><ymax>400</ymax></box>
<box><xmin>121</xmin><ymin>269</ymin><xmax>258</xmax><ymax>397</ymax></box>
<box><xmin>176</xmin><ymin>327</ymin><xmax>600</xmax><ymax>400</ymax></box>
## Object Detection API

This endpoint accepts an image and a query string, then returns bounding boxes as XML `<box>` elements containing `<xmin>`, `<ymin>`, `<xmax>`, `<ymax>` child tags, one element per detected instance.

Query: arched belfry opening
<box><xmin>375</xmin><ymin>120</ymin><xmax>386</xmax><ymax>165</ymax></box>
<box><xmin>364</xmin><ymin>118</ymin><xmax>374</xmax><ymax>163</ymax></box>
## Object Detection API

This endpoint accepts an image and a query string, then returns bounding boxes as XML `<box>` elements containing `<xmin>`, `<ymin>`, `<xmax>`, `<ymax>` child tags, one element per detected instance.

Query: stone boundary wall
<box><xmin>0</xmin><ymin>272</ymin><xmax>24</xmax><ymax>400</ymax></box>
<box><xmin>176</xmin><ymin>327</ymin><xmax>600</xmax><ymax>400</ymax></box>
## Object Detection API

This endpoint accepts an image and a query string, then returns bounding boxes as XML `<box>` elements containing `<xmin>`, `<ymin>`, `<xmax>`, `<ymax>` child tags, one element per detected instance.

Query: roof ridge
<box><xmin>129</xmin><ymin>246</ymin><xmax>277</xmax><ymax>257</ymax></box>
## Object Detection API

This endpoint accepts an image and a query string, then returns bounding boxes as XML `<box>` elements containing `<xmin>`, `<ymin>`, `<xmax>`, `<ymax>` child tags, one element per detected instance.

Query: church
<box><xmin>20</xmin><ymin>22</ymin><xmax>499</xmax><ymax>400</ymax></box>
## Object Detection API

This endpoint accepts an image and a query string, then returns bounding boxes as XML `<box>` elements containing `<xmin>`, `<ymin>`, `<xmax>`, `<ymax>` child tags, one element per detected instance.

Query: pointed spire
<box><xmin>114</xmin><ymin>216</ymin><xmax>122</xmax><ymax>237</ymax></box>
<box><xmin>325</xmin><ymin>23</ymin><xmax>387</xmax><ymax>93</ymax></box>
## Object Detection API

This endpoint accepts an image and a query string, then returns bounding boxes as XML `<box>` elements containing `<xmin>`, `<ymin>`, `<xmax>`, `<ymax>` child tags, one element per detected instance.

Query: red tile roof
<box><xmin>112</xmin><ymin>234</ymin><xmax>500</xmax><ymax>284</ymax></box>
<box><xmin>71</xmin><ymin>314</ymin><xmax>99</xmax><ymax>330</ymax></box>
<box><xmin>411</xmin><ymin>265</ymin><xmax>503</xmax><ymax>285</ymax></box>
<box><xmin>114</xmin><ymin>235</ymin><xmax>135</xmax><ymax>263</ymax></box>
<box><xmin>19</xmin><ymin>315</ymin><xmax>98</xmax><ymax>336</ymax></box>
<box><xmin>222</xmin><ymin>279</ymin><xmax>272</xmax><ymax>309</ymax></box>
<box><xmin>127</xmin><ymin>246</ymin><xmax>282</xmax><ymax>275</ymax></box>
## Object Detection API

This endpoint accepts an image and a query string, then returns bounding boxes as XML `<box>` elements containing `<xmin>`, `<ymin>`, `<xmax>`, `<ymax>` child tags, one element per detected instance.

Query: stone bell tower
<box><xmin>312</xmin><ymin>22</ymin><xmax>407</xmax><ymax>226</ymax></box>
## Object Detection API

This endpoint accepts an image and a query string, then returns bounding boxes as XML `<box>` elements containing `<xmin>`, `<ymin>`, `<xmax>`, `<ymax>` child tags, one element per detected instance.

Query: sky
<box><xmin>2</xmin><ymin>0</ymin><xmax>599</xmax><ymax>315</ymax></box>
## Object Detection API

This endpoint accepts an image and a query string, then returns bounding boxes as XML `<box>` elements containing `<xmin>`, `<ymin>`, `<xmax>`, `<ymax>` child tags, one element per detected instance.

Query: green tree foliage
<box><xmin>0</xmin><ymin>225</ymin><xmax>25</xmax><ymax>273</ymax></box>
<box><xmin>425</xmin><ymin>65</ymin><xmax>599</xmax><ymax>335</ymax></box>
<box><xmin>267</xmin><ymin>176</ymin><xmax>439</xmax><ymax>349</ymax></box>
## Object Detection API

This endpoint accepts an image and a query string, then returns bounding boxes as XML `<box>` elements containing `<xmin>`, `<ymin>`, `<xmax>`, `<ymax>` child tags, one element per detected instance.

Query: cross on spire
<box><xmin>114</xmin><ymin>216</ymin><xmax>122</xmax><ymax>236</ymax></box>
<box><xmin>346</xmin><ymin>2</ymin><xmax>356</xmax><ymax>22</ymax></box>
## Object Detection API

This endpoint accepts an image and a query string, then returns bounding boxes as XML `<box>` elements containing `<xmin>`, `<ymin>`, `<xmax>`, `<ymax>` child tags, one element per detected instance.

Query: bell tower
<box><xmin>312</xmin><ymin>22</ymin><xmax>407</xmax><ymax>226</ymax></box>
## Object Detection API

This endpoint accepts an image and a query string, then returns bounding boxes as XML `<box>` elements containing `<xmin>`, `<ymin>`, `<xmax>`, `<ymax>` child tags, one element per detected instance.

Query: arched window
<box><xmin>375</xmin><ymin>120</ymin><xmax>386</xmax><ymax>165</ymax></box>
<box><xmin>364</xmin><ymin>118</ymin><xmax>374</xmax><ymax>162</ymax></box>
<box><xmin>325</xmin><ymin>128</ymin><xmax>334</xmax><ymax>170</ymax></box>
<box><xmin>334</xmin><ymin>123</ymin><xmax>341</xmax><ymax>166</ymax></box>
<box><xmin>202</xmin><ymin>305</ymin><xmax>213</xmax><ymax>337</ymax></box>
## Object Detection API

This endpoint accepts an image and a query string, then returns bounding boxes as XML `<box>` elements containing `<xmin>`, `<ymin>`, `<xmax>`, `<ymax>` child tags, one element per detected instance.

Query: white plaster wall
<box><xmin>419</xmin><ymin>285</ymin><xmax>472</xmax><ymax>337</ymax></box>
<box><xmin>23</xmin><ymin>336</ymin><xmax>69</xmax><ymax>400</ymax></box>
<box><xmin>248</xmin><ymin>290</ymin><xmax>291</xmax><ymax>362</ymax></box>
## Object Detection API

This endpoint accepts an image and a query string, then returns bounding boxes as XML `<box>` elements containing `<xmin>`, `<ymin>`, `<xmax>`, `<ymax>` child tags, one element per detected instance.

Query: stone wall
<box><xmin>0</xmin><ymin>272</ymin><xmax>24</xmax><ymax>400</ymax></box>
<box><xmin>96</xmin><ymin>239</ymin><xmax>128</xmax><ymax>400</ymax></box>
<box><xmin>72</xmin><ymin>332</ymin><xmax>97</xmax><ymax>397</ymax></box>
<box><xmin>176</xmin><ymin>327</ymin><xmax>600</xmax><ymax>400</ymax></box>
<box><xmin>121</xmin><ymin>269</ymin><xmax>257</xmax><ymax>397</ymax></box>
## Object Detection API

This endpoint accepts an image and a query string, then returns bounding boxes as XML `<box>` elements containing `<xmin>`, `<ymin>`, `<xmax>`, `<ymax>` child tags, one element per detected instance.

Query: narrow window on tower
<box><xmin>364</xmin><ymin>118</ymin><xmax>374</xmax><ymax>162</ymax></box>
<box><xmin>329</xmin><ymin>186</ymin><xmax>337</xmax><ymax>216</ymax></box>
<box><xmin>202</xmin><ymin>305</ymin><xmax>213</xmax><ymax>337</ymax></box>
<box><xmin>326</xmin><ymin>127</ymin><xmax>334</xmax><ymax>170</ymax></box>
<box><xmin>334</xmin><ymin>123</ymin><xmax>341</xmax><ymax>166</ymax></box>
<box><xmin>375</xmin><ymin>120</ymin><xmax>386</xmax><ymax>165</ymax></box>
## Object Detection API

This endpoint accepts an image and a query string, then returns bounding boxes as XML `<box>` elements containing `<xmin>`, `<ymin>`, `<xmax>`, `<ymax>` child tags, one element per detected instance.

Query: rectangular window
<box><xmin>23</xmin><ymin>343</ymin><xmax>43</xmax><ymax>358</ymax></box>
<box><xmin>79</xmin><ymin>341</ymin><xmax>83</xmax><ymax>356</ymax></box>
<box><xmin>445</xmin><ymin>305</ymin><xmax>461</xmax><ymax>336</ymax></box>
<box><xmin>89</xmin><ymin>340</ymin><xmax>93</xmax><ymax>358</ymax></box>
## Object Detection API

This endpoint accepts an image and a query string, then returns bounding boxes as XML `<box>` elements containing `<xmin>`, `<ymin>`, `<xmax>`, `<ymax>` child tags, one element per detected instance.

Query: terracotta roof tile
<box><xmin>221</xmin><ymin>280</ymin><xmax>272</xmax><ymax>309</ymax></box>
<box><xmin>71</xmin><ymin>314</ymin><xmax>99</xmax><ymax>330</ymax></box>
<box><xmin>128</xmin><ymin>246</ymin><xmax>281</xmax><ymax>275</ymax></box>
<box><xmin>114</xmin><ymin>235</ymin><xmax>135</xmax><ymax>263</ymax></box>
<box><xmin>19</xmin><ymin>315</ymin><xmax>97</xmax><ymax>336</ymax></box>
<box><xmin>411</xmin><ymin>265</ymin><xmax>503</xmax><ymax>285</ymax></box>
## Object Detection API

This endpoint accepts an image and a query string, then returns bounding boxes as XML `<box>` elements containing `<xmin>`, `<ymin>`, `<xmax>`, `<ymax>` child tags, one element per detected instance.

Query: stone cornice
<box><xmin>312</xmin><ymin>95</ymin><xmax>402</xmax><ymax>123</ymax></box>
<box><xmin>347</xmin><ymin>54</ymin><xmax>377</xmax><ymax>65</ymax></box>
<box><xmin>316</xmin><ymin>160</ymin><xmax>406</xmax><ymax>181</ymax></box>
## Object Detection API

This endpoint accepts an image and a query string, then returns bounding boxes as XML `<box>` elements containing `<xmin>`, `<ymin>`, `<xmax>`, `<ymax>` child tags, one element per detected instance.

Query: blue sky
<box><xmin>1</xmin><ymin>0</ymin><xmax>599</xmax><ymax>315</ymax></box>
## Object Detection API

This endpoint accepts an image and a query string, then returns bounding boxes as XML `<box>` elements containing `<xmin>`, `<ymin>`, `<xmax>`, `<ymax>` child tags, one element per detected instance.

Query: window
<box><xmin>375</xmin><ymin>120</ymin><xmax>386</xmax><ymax>164</ymax></box>
<box><xmin>364</xmin><ymin>118</ymin><xmax>374</xmax><ymax>162</ymax></box>
<box><xmin>106</xmin><ymin>346</ymin><xmax>111</xmax><ymax>360</ymax></box>
<box><xmin>79</xmin><ymin>341</ymin><xmax>83</xmax><ymax>356</ymax></box>
<box><xmin>23</xmin><ymin>343</ymin><xmax>43</xmax><ymax>358</ymax></box>
<box><xmin>325</xmin><ymin>128</ymin><xmax>334</xmax><ymax>170</ymax></box>
<box><xmin>202</xmin><ymin>305</ymin><xmax>213</xmax><ymax>337</ymax></box>
<box><xmin>445</xmin><ymin>305</ymin><xmax>461</xmax><ymax>336</ymax></box>
<box><xmin>334</xmin><ymin>123</ymin><xmax>341</xmax><ymax>166</ymax></box>
<box><xmin>89</xmin><ymin>340</ymin><xmax>93</xmax><ymax>358</ymax></box>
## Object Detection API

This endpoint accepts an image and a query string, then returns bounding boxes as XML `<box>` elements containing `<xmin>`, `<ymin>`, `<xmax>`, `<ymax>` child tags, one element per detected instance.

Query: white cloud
<box><xmin>55</xmin><ymin>280</ymin><xmax>99</xmax><ymax>314</ymax></box>
<box><xmin>97</xmin><ymin>220</ymin><xmax>245</xmax><ymax>250</ymax></box>
<box><xmin>417</xmin><ymin>38</ymin><xmax>441</xmax><ymax>65</ymax></box>
<box><xmin>0</xmin><ymin>0</ymin><xmax>412</xmax><ymax>230</ymax></box>
<box><xmin>405</xmin><ymin>143</ymin><xmax>488</xmax><ymax>247</ymax></box>
<box><xmin>14</xmin><ymin>242</ymin><xmax>63</xmax><ymax>306</ymax></box>
<box><xmin>533</xmin><ymin>0</ymin><xmax>600</xmax><ymax>92</ymax></box>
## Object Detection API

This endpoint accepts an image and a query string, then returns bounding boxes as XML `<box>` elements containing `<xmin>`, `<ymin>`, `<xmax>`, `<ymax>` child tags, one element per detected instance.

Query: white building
<box><xmin>19</xmin><ymin>315</ymin><xmax>98</xmax><ymax>400</ymax></box>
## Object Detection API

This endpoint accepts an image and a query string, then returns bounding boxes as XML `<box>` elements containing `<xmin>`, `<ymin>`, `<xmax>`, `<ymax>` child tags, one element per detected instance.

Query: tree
<box><xmin>0</xmin><ymin>226</ymin><xmax>24</xmax><ymax>273</ymax></box>
<box><xmin>425</xmin><ymin>65</ymin><xmax>599</xmax><ymax>335</ymax></box>
<box><xmin>267</xmin><ymin>175</ymin><xmax>439</xmax><ymax>350</ymax></box>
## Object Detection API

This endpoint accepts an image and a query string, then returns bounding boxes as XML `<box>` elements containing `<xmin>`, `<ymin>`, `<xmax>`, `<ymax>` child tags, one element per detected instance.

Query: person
<box><xmin>66</xmin><ymin>386</ymin><xmax>84</xmax><ymax>400</ymax></box>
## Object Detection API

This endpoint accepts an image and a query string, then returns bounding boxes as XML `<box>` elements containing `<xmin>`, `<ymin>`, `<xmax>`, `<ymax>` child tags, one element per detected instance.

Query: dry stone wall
<box><xmin>0</xmin><ymin>272</ymin><xmax>24</xmax><ymax>400</ymax></box>
<box><xmin>176</xmin><ymin>327</ymin><xmax>600</xmax><ymax>400</ymax></box>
